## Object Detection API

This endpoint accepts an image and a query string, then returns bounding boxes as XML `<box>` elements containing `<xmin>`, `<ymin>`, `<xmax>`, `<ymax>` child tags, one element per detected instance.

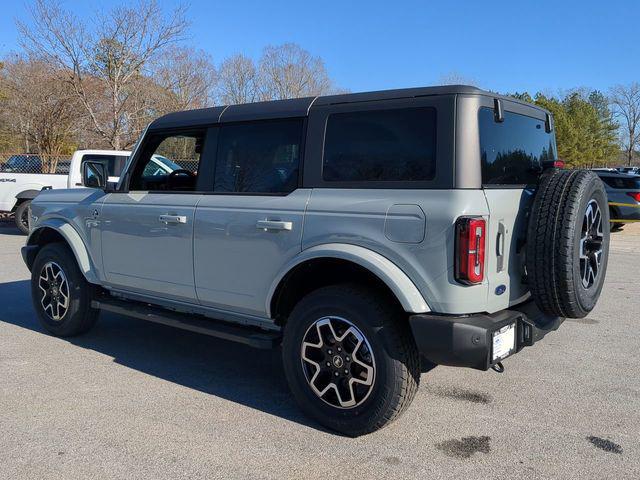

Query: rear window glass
<box><xmin>323</xmin><ymin>107</ymin><xmax>437</xmax><ymax>182</ymax></box>
<box><xmin>600</xmin><ymin>175</ymin><xmax>640</xmax><ymax>189</ymax></box>
<box><xmin>479</xmin><ymin>107</ymin><xmax>556</xmax><ymax>186</ymax></box>
<box><xmin>82</xmin><ymin>154</ymin><xmax>129</xmax><ymax>177</ymax></box>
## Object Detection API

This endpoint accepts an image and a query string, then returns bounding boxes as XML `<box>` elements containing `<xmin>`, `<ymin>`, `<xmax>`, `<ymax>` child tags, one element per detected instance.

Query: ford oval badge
<box><xmin>495</xmin><ymin>284</ymin><xmax>506</xmax><ymax>296</ymax></box>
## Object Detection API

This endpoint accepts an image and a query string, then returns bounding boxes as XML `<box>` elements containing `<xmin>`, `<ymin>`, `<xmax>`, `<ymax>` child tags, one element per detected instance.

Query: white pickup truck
<box><xmin>0</xmin><ymin>150</ymin><xmax>130</xmax><ymax>233</ymax></box>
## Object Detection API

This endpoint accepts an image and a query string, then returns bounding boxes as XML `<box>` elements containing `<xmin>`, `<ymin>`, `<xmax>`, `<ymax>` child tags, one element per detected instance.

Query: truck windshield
<box><xmin>479</xmin><ymin>107</ymin><xmax>556</xmax><ymax>186</ymax></box>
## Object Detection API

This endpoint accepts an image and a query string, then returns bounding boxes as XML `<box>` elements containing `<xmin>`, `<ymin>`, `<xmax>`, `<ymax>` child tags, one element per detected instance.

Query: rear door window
<box><xmin>322</xmin><ymin>107</ymin><xmax>437</xmax><ymax>182</ymax></box>
<box><xmin>213</xmin><ymin>119</ymin><xmax>303</xmax><ymax>194</ymax></box>
<box><xmin>479</xmin><ymin>107</ymin><xmax>556</xmax><ymax>186</ymax></box>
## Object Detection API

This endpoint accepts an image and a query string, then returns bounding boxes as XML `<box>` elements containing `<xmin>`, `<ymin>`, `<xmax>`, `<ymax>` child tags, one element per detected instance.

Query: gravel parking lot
<box><xmin>0</xmin><ymin>220</ymin><xmax>638</xmax><ymax>480</ymax></box>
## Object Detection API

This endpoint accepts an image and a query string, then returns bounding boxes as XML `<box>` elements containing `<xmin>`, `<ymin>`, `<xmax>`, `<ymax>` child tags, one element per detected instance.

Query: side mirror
<box><xmin>82</xmin><ymin>161</ymin><xmax>107</xmax><ymax>189</ymax></box>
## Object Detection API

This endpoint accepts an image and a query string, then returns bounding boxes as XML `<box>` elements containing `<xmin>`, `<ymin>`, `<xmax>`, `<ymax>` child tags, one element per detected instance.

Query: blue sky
<box><xmin>1</xmin><ymin>0</ymin><xmax>637</xmax><ymax>95</ymax></box>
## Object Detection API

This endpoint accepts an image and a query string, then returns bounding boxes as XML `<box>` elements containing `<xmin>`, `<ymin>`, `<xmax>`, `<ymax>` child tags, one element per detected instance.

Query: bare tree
<box><xmin>217</xmin><ymin>54</ymin><xmax>260</xmax><ymax>105</ymax></box>
<box><xmin>258</xmin><ymin>43</ymin><xmax>333</xmax><ymax>100</ymax></box>
<box><xmin>18</xmin><ymin>0</ymin><xmax>189</xmax><ymax>149</ymax></box>
<box><xmin>610</xmin><ymin>83</ymin><xmax>640</xmax><ymax>166</ymax></box>
<box><xmin>154</xmin><ymin>47</ymin><xmax>216</xmax><ymax>113</ymax></box>
<box><xmin>0</xmin><ymin>55</ymin><xmax>80</xmax><ymax>172</ymax></box>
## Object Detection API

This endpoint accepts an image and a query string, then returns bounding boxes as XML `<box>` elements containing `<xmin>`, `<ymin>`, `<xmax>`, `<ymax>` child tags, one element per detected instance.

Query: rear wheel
<box><xmin>14</xmin><ymin>200</ymin><xmax>30</xmax><ymax>234</ymax></box>
<box><xmin>282</xmin><ymin>284</ymin><xmax>420</xmax><ymax>436</ymax></box>
<box><xmin>31</xmin><ymin>243</ymin><xmax>99</xmax><ymax>336</ymax></box>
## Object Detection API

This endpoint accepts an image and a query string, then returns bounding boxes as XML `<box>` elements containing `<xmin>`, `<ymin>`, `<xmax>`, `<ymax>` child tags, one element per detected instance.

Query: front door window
<box><xmin>129</xmin><ymin>133</ymin><xmax>204</xmax><ymax>191</ymax></box>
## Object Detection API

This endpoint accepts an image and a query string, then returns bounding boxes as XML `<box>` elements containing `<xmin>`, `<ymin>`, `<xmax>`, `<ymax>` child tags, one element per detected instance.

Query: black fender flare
<box><xmin>15</xmin><ymin>189</ymin><xmax>41</xmax><ymax>201</ymax></box>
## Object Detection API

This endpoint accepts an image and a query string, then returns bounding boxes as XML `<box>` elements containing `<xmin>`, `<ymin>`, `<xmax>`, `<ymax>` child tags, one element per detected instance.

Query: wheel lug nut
<box><xmin>337</xmin><ymin>347</ymin><xmax>342</xmax><ymax>352</ymax></box>
<box><xmin>334</xmin><ymin>371</ymin><xmax>339</xmax><ymax>377</ymax></box>
<box><xmin>345</xmin><ymin>356</ymin><xmax>350</xmax><ymax>362</ymax></box>
<box><xmin>344</xmin><ymin>369</ymin><xmax>349</xmax><ymax>375</ymax></box>
<box><xmin>327</xmin><ymin>349</ymin><xmax>333</xmax><ymax>355</ymax></box>
<box><xmin>326</xmin><ymin>362</ymin><xmax>331</xmax><ymax>367</ymax></box>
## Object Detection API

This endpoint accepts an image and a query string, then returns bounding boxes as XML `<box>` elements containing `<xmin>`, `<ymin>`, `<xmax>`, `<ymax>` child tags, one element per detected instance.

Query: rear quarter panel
<box><xmin>302</xmin><ymin>189</ymin><xmax>491</xmax><ymax>314</ymax></box>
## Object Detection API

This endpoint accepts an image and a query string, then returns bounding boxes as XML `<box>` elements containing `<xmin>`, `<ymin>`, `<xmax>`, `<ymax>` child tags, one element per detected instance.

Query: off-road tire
<box><xmin>526</xmin><ymin>169</ymin><xmax>609</xmax><ymax>318</ymax></box>
<box><xmin>282</xmin><ymin>284</ymin><xmax>420</xmax><ymax>437</ymax></box>
<box><xmin>14</xmin><ymin>200</ymin><xmax>30</xmax><ymax>235</ymax></box>
<box><xmin>31</xmin><ymin>243</ymin><xmax>99</xmax><ymax>336</ymax></box>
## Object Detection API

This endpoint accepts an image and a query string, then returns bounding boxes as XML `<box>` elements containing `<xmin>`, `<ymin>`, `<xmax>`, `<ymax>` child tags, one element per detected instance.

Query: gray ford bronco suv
<box><xmin>23</xmin><ymin>86</ymin><xmax>609</xmax><ymax>436</ymax></box>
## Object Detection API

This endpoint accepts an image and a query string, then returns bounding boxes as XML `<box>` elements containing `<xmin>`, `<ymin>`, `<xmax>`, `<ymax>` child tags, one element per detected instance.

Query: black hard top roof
<box><xmin>148</xmin><ymin>85</ymin><xmax>543</xmax><ymax>130</ymax></box>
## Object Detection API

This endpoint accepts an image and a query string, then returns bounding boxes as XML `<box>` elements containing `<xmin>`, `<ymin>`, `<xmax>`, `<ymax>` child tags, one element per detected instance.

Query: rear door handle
<box><xmin>159</xmin><ymin>214</ymin><xmax>187</xmax><ymax>224</ymax></box>
<box><xmin>256</xmin><ymin>220</ymin><xmax>293</xmax><ymax>231</ymax></box>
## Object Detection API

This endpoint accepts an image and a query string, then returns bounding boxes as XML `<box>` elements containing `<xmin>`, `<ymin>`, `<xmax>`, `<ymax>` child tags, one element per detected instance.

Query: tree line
<box><xmin>0</xmin><ymin>0</ymin><xmax>340</xmax><ymax>166</ymax></box>
<box><xmin>0</xmin><ymin>0</ymin><xmax>638</xmax><ymax>171</ymax></box>
<box><xmin>510</xmin><ymin>88</ymin><xmax>639</xmax><ymax>168</ymax></box>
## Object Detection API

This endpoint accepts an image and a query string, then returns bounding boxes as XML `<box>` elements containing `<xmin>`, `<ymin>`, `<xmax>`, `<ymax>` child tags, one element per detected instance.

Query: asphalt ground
<box><xmin>0</xmin><ymin>220</ymin><xmax>638</xmax><ymax>479</ymax></box>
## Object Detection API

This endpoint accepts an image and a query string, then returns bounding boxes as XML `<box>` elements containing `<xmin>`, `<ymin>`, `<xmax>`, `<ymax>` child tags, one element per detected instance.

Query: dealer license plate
<box><xmin>492</xmin><ymin>323</ymin><xmax>516</xmax><ymax>362</ymax></box>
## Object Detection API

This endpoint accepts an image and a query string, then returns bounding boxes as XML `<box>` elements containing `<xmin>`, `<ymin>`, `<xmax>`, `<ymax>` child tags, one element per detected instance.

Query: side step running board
<box><xmin>91</xmin><ymin>298</ymin><xmax>281</xmax><ymax>349</ymax></box>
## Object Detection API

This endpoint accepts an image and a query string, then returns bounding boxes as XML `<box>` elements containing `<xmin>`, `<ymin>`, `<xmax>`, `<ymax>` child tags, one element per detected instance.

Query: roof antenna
<box><xmin>493</xmin><ymin>98</ymin><xmax>504</xmax><ymax>123</ymax></box>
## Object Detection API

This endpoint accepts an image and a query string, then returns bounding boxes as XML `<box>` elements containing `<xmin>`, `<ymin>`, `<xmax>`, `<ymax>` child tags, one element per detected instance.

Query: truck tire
<box><xmin>282</xmin><ymin>284</ymin><xmax>420</xmax><ymax>436</ymax></box>
<box><xmin>14</xmin><ymin>200</ymin><xmax>30</xmax><ymax>234</ymax></box>
<box><xmin>31</xmin><ymin>243</ymin><xmax>99</xmax><ymax>337</ymax></box>
<box><xmin>526</xmin><ymin>169</ymin><xmax>609</xmax><ymax>318</ymax></box>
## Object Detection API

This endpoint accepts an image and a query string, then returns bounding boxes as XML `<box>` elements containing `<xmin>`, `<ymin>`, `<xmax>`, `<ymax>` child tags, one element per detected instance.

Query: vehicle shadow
<box><xmin>0</xmin><ymin>279</ymin><xmax>326</xmax><ymax>433</ymax></box>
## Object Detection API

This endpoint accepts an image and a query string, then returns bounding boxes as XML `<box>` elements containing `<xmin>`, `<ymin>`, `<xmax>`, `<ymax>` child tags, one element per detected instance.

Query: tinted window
<box><xmin>479</xmin><ymin>107</ymin><xmax>556</xmax><ymax>185</ymax></box>
<box><xmin>600</xmin><ymin>175</ymin><xmax>640</xmax><ymax>189</ymax></box>
<box><xmin>323</xmin><ymin>107</ymin><xmax>437</xmax><ymax>182</ymax></box>
<box><xmin>82</xmin><ymin>154</ymin><xmax>129</xmax><ymax>177</ymax></box>
<box><xmin>214</xmin><ymin>119</ymin><xmax>302</xmax><ymax>193</ymax></box>
<box><xmin>130</xmin><ymin>133</ymin><xmax>203</xmax><ymax>191</ymax></box>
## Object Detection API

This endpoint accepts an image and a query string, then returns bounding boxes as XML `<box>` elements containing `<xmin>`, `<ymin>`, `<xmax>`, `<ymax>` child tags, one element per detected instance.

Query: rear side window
<box><xmin>600</xmin><ymin>175</ymin><xmax>640</xmax><ymax>189</ymax></box>
<box><xmin>323</xmin><ymin>107</ymin><xmax>437</xmax><ymax>182</ymax></box>
<box><xmin>81</xmin><ymin>154</ymin><xmax>129</xmax><ymax>177</ymax></box>
<box><xmin>479</xmin><ymin>107</ymin><xmax>556</xmax><ymax>186</ymax></box>
<box><xmin>214</xmin><ymin>119</ymin><xmax>303</xmax><ymax>194</ymax></box>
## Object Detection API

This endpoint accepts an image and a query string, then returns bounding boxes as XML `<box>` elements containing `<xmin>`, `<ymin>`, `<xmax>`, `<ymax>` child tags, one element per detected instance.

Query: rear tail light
<box><xmin>626</xmin><ymin>192</ymin><xmax>640</xmax><ymax>202</ymax></box>
<box><xmin>455</xmin><ymin>217</ymin><xmax>486</xmax><ymax>285</ymax></box>
<box><xmin>542</xmin><ymin>160</ymin><xmax>565</xmax><ymax>169</ymax></box>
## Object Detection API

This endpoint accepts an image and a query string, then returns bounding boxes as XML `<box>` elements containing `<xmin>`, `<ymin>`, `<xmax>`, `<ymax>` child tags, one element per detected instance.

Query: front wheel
<box><xmin>282</xmin><ymin>284</ymin><xmax>420</xmax><ymax>436</ymax></box>
<box><xmin>31</xmin><ymin>243</ymin><xmax>99</xmax><ymax>337</ymax></box>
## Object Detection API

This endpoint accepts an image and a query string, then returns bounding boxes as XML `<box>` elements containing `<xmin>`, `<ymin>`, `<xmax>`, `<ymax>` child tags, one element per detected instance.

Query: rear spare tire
<box><xmin>526</xmin><ymin>169</ymin><xmax>609</xmax><ymax>318</ymax></box>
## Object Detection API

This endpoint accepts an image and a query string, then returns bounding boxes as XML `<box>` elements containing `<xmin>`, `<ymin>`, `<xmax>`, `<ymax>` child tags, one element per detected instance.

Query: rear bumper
<box><xmin>408</xmin><ymin>300</ymin><xmax>563</xmax><ymax>371</ymax></box>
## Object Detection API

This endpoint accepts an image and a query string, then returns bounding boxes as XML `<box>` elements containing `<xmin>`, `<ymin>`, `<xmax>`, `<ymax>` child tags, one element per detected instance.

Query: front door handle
<box><xmin>159</xmin><ymin>214</ymin><xmax>187</xmax><ymax>224</ymax></box>
<box><xmin>256</xmin><ymin>220</ymin><xmax>293</xmax><ymax>231</ymax></box>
